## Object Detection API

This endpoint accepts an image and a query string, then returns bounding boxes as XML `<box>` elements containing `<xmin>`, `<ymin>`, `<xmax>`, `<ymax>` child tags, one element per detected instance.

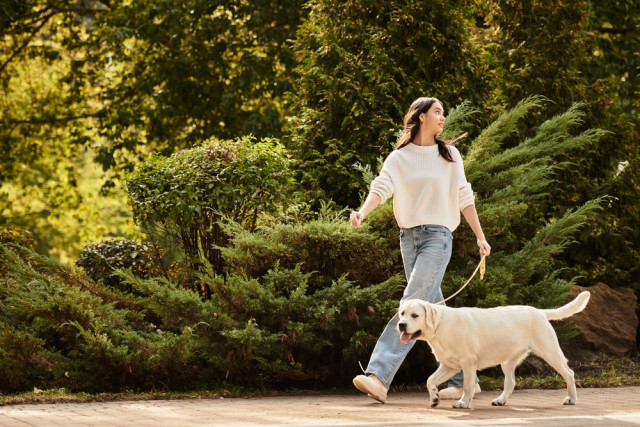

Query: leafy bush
<box><xmin>0</xmin><ymin>227</ymin><xmax>36</xmax><ymax>249</ymax></box>
<box><xmin>126</xmin><ymin>136</ymin><xmax>294</xmax><ymax>275</ymax></box>
<box><xmin>75</xmin><ymin>239</ymin><xmax>164</xmax><ymax>291</ymax></box>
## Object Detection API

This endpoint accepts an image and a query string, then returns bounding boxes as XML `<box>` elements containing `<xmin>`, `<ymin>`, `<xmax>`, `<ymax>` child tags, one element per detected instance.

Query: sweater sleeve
<box><xmin>454</xmin><ymin>148</ymin><xmax>475</xmax><ymax>210</ymax></box>
<box><xmin>369</xmin><ymin>158</ymin><xmax>395</xmax><ymax>204</ymax></box>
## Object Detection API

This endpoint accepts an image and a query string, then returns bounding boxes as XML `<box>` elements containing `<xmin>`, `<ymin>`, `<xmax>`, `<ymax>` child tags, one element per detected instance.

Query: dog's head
<box><xmin>397</xmin><ymin>299</ymin><xmax>438</xmax><ymax>343</ymax></box>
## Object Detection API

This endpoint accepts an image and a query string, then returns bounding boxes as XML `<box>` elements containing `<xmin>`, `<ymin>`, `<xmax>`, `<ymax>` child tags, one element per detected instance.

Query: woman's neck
<box><xmin>413</xmin><ymin>130</ymin><xmax>437</xmax><ymax>146</ymax></box>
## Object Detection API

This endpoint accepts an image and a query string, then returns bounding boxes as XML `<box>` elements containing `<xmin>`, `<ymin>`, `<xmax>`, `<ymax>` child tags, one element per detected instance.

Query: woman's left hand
<box><xmin>477</xmin><ymin>238</ymin><xmax>491</xmax><ymax>256</ymax></box>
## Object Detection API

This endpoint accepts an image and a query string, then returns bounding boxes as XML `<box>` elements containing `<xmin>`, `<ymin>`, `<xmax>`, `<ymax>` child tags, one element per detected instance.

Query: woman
<box><xmin>350</xmin><ymin>97</ymin><xmax>491</xmax><ymax>403</ymax></box>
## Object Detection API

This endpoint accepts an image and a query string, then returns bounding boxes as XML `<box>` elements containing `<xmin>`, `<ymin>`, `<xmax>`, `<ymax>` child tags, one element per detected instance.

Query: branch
<box><xmin>2</xmin><ymin>112</ymin><xmax>103</xmax><ymax>125</ymax></box>
<box><xmin>50</xmin><ymin>6</ymin><xmax>110</xmax><ymax>14</ymax></box>
<box><xmin>597</xmin><ymin>26</ymin><xmax>637</xmax><ymax>35</ymax></box>
<box><xmin>0</xmin><ymin>9</ymin><xmax>58</xmax><ymax>75</ymax></box>
<box><xmin>1</xmin><ymin>2</ymin><xmax>111</xmax><ymax>73</ymax></box>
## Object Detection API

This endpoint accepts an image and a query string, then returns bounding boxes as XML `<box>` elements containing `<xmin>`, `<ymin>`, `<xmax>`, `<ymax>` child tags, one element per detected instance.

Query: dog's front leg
<box><xmin>426</xmin><ymin>365</ymin><xmax>458</xmax><ymax>408</ymax></box>
<box><xmin>452</xmin><ymin>365</ymin><xmax>477</xmax><ymax>409</ymax></box>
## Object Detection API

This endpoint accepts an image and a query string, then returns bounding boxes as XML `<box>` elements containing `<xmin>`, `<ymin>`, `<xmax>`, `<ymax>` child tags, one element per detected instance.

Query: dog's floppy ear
<box><xmin>423</xmin><ymin>302</ymin><xmax>438</xmax><ymax>331</ymax></box>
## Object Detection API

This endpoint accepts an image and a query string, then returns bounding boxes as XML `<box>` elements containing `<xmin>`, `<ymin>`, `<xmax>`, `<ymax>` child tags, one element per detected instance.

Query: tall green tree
<box><xmin>1</xmin><ymin>1</ymin><xmax>306</xmax><ymax>260</ymax></box>
<box><xmin>0</xmin><ymin>1</ymin><xmax>118</xmax><ymax>260</ymax></box>
<box><xmin>288</xmin><ymin>0</ymin><xmax>490</xmax><ymax>208</ymax></box>
<box><xmin>84</xmin><ymin>0</ymin><xmax>306</xmax><ymax>176</ymax></box>
<box><xmin>477</xmin><ymin>0</ymin><xmax>597</xmax><ymax>114</ymax></box>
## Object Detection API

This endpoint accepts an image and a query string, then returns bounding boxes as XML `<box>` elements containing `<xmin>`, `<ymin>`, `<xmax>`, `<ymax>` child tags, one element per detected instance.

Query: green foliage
<box><xmin>288</xmin><ymin>0</ymin><xmax>489</xmax><ymax>207</ymax></box>
<box><xmin>479</xmin><ymin>0</ymin><xmax>600</xmax><ymax>117</ymax></box>
<box><xmin>0</xmin><ymin>1</ymin><xmax>304</xmax><ymax>263</ymax></box>
<box><xmin>0</xmin><ymin>227</ymin><xmax>35</xmax><ymax>249</ymax></box>
<box><xmin>461</xmin><ymin>99</ymin><xmax>609</xmax><ymax>249</ymax></box>
<box><xmin>2</xmin><ymin>0</ymin><xmax>639</xmax><ymax>393</ymax></box>
<box><xmin>583</xmin><ymin>0</ymin><xmax>640</xmax><ymax>125</ymax></box>
<box><xmin>0</xmin><ymin>232</ymin><xmax>402</xmax><ymax>392</ymax></box>
<box><xmin>75</xmin><ymin>239</ymin><xmax>164</xmax><ymax>291</ymax></box>
<box><xmin>220</xmin><ymin>216</ymin><xmax>400</xmax><ymax>292</ymax></box>
<box><xmin>83</xmin><ymin>0</ymin><xmax>306</xmax><ymax>173</ymax></box>
<box><xmin>567</xmin><ymin>152</ymin><xmax>640</xmax><ymax>295</ymax></box>
<box><xmin>0</xmin><ymin>229</ymin><xmax>36</xmax><ymax>276</ymax></box>
<box><xmin>126</xmin><ymin>136</ymin><xmax>294</xmax><ymax>274</ymax></box>
<box><xmin>204</xmin><ymin>266</ymin><xmax>403</xmax><ymax>385</ymax></box>
<box><xmin>438</xmin><ymin>101</ymin><xmax>608</xmax><ymax>336</ymax></box>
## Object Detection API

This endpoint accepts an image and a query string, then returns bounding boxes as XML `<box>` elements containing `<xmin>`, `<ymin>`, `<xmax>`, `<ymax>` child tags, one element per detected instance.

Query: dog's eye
<box><xmin>411</xmin><ymin>313</ymin><xmax>419</xmax><ymax>318</ymax></box>
<box><xmin>400</xmin><ymin>311</ymin><xmax>405</xmax><ymax>316</ymax></box>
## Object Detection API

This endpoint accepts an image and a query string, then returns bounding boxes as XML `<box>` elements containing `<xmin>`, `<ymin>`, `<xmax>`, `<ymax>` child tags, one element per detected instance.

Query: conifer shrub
<box><xmin>0</xmin><ymin>324</ymin><xmax>54</xmax><ymax>393</ymax></box>
<box><xmin>0</xmin><ymin>227</ymin><xmax>35</xmax><ymax>275</ymax></box>
<box><xmin>0</xmin><ymin>242</ymin><xmax>403</xmax><ymax>391</ymax></box>
<box><xmin>75</xmin><ymin>239</ymin><xmax>163</xmax><ymax>291</ymax></box>
<box><xmin>221</xmin><ymin>216</ymin><xmax>401</xmax><ymax>292</ymax></box>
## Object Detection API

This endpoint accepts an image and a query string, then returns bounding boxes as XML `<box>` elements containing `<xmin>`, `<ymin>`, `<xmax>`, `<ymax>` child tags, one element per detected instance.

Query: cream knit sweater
<box><xmin>369</xmin><ymin>143</ymin><xmax>475</xmax><ymax>232</ymax></box>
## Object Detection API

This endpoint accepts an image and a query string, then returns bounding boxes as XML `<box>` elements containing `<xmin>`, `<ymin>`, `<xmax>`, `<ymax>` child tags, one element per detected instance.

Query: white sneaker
<box><xmin>353</xmin><ymin>374</ymin><xmax>388</xmax><ymax>403</ymax></box>
<box><xmin>438</xmin><ymin>383</ymin><xmax>482</xmax><ymax>400</ymax></box>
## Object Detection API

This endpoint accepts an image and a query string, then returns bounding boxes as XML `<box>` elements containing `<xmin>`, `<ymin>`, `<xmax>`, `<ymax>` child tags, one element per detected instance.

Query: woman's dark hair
<box><xmin>396</xmin><ymin>97</ymin><xmax>454</xmax><ymax>162</ymax></box>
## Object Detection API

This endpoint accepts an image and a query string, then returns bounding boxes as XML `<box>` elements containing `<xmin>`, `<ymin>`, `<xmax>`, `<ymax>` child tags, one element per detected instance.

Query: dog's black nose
<box><xmin>398</xmin><ymin>323</ymin><xmax>407</xmax><ymax>332</ymax></box>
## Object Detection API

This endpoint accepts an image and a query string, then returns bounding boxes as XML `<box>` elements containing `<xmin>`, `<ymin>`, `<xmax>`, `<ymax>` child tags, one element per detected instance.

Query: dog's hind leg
<box><xmin>426</xmin><ymin>364</ymin><xmax>458</xmax><ymax>408</ymax></box>
<box><xmin>541</xmin><ymin>352</ymin><xmax>577</xmax><ymax>405</ymax></box>
<box><xmin>533</xmin><ymin>325</ymin><xmax>578</xmax><ymax>405</ymax></box>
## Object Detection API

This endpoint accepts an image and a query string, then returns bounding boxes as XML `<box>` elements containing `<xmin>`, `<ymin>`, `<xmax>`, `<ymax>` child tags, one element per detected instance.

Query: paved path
<box><xmin>1</xmin><ymin>387</ymin><xmax>639</xmax><ymax>426</ymax></box>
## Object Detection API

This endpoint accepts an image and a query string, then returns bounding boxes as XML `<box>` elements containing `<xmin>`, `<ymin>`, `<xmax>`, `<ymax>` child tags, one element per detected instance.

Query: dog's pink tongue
<box><xmin>400</xmin><ymin>332</ymin><xmax>412</xmax><ymax>343</ymax></box>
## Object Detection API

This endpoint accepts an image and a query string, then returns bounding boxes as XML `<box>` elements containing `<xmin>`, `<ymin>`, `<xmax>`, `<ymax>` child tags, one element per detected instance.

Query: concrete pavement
<box><xmin>1</xmin><ymin>387</ymin><xmax>639</xmax><ymax>426</ymax></box>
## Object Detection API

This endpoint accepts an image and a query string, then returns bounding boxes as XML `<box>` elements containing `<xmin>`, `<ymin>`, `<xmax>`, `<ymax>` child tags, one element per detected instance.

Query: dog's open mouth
<box><xmin>400</xmin><ymin>331</ymin><xmax>422</xmax><ymax>343</ymax></box>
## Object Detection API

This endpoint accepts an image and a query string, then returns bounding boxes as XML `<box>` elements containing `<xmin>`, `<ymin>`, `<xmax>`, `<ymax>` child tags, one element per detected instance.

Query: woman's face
<box><xmin>419</xmin><ymin>101</ymin><xmax>445</xmax><ymax>136</ymax></box>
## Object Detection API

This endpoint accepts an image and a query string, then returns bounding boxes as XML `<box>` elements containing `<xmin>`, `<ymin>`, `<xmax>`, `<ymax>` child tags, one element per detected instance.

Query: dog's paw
<box><xmin>430</xmin><ymin>396</ymin><xmax>439</xmax><ymax>408</ymax></box>
<box><xmin>563</xmin><ymin>396</ymin><xmax>576</xmax><ymax>405</ymax></box>
<box><xmin>491</xmin><ymin>398</ymin><xmax>507</xmax><ymax>406</ymax></box>
<box><xmin>452</xmin><ymin>400</ymin><xmax>470</xmax><ymax>409</ymax></box>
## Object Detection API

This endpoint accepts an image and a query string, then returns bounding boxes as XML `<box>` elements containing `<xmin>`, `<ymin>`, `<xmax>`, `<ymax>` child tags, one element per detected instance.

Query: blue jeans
<box><xmin>364</xmin><ymin>224</ymin><xmax>468</xmax><ymax>389</ymax></box>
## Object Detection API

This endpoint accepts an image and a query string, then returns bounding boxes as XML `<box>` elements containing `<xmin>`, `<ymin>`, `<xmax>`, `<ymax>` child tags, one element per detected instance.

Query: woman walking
<box><xmin>350</xmin><ymin>97</ymin><xmax>491</xmax><ymax>403</ymax></box>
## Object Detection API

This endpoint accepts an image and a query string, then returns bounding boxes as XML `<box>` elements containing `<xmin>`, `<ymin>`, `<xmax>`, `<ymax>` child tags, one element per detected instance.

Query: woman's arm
<box><xmin>461</xmin><ymin>204</ymin><xmax>491</xmax><ymax>256</ymax></box>
<box><xmin>350</xmin><ymin>193</ymin><xmax>382</xmax><ymax>227</ymax></box>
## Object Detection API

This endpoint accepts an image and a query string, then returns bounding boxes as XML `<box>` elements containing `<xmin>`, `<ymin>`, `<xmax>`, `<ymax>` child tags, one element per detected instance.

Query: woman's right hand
<box><xmin>350</xmin><ymin>211</ymin><xmax>365</xmax><ymax>227</ymax></box>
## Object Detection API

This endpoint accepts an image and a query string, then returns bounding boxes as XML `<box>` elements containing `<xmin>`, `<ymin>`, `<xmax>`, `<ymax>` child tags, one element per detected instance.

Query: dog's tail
<box><xmin>542</xmin><ymin>291</ymin><xmax>590</xmax><ymax>321</ymax></box>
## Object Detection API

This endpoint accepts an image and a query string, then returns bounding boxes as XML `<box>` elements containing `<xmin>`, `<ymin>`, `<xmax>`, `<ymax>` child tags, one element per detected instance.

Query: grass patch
<box><xmin>0</xmin><ymin>386</ymin><xmax>251</xmax><ymax>406</ymax></box>
<box><xmin>480</xmin><ymin>355</ymin><xmax>640</xmax><ymax>391</ymax></box>
<box><xmin>1</xmin><ymin>355</ymin><xmax>638</xmax><ymax>406</ymax></box>
<box><xmin>393</xmin><ymin>354</ymin><xmax>640</xmax><ymax>393</ymax></box>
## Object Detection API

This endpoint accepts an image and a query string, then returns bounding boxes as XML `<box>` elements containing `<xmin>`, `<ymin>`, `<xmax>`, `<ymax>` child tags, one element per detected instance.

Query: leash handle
<box><xmin>435</xmin><ymin>254</ymin><xmax>486</xmax><ymax>306</ymax></box>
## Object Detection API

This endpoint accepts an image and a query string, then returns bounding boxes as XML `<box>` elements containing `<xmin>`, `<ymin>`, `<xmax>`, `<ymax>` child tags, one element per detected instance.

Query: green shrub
<box><xmin>75</xmin><ymin>239</ymin><xmax>163</xmax><ymax>291</ymax></box>
<box><xmin>0</xmin><ymin>241</ymin><xmax>403</xmax><ymax>392</ymax></box>
<box><xmin>0</xmin><ymin>227</ymin><xmax>36</xmax><ymax>275</ymax></box>
<box><xmin>0</xmin><ymin>227</ymin><xmax>36</xmax><ymax>249</ymax></box>
<box><xmin>126</xmin><ymin>136</ymin><xmax>294</xmax><ymax>275</ymax></box>
<box><xmin>0</xmin><ymin>324</ymin><xmax>54</xmax><ymax>393</ymax></box>
<box><xmin>221</xmin><ymin>215</ymin><xmax>400</xmax><ymax>292</ymax></box>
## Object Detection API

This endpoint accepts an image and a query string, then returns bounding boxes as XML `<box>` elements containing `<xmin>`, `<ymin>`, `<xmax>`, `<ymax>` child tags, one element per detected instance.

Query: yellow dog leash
<box><xmin>435</xmin><ymin>254</ymin><xmax>486</xmax><ymax>306</ymax></box>
<box><xmin>357</xmin><ymin>254</ymin><xmax>487</xmax><ymax>374</ymax></box>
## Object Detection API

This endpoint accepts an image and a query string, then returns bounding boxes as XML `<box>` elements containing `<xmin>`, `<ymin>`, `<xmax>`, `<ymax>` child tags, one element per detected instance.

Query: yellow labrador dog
<box><xmin>397</xmin><ymin>291</ymin><xmax>590</xmax><ymax>409</ymax></box>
